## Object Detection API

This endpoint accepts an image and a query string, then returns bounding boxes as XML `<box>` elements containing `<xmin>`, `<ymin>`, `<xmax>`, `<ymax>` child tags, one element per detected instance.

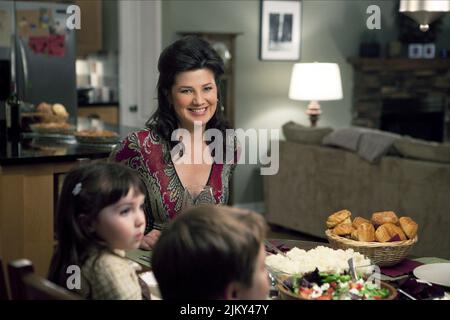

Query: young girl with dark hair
<box><xmin>48</xmin><ymin>162</ymin><xmax>146</xmax><ymax>299</ymax></box>
<box><xmin>110</xmin><ymin>35</ymin><xmax>238</xmax><ymax>250</ymax></box>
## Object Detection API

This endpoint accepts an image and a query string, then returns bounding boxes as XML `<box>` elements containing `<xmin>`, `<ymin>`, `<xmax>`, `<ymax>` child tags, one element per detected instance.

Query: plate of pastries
<box><xmin>325</xmin><ymin>210</ymin><xmax>418</xmax><ymax>266</ymax></box>
<box><xmin>74</xmin><ymin>129</ymin><xmax>120</xmax><ymax>144</ymax></box>
<box><xmin>29</xmin><ymin>102</ymin><xmax>75</xmax><ymax>135</ymax></box>
<box><xmin>30</xmin><ymin>122</ymin><xmax>76</xmax><ymax>135</ymax></box>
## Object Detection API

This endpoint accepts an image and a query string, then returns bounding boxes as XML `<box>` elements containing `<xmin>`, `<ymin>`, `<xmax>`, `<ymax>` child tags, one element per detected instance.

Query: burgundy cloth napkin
<box><xmin>380</xmin><ymin>259</ymin><xmax>423</xmax><ymax>277</ymax></box>
<box><xmin>265</xmin><ymin>240</ymin><xmax>291</xmax><ymax>254</ymax></box>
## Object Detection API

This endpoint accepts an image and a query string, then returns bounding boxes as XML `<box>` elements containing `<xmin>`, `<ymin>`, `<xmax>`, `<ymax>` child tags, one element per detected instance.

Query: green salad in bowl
<box><xmin>279</xmin><ymin>269</ymin><xmax>397</xmax><ymax>300</ymax></box>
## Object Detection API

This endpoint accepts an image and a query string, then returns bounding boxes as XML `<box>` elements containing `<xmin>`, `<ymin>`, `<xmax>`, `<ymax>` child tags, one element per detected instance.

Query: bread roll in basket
<box><xmin>325</xmin><ymin>229</ymin><xmax>417</xmax><ymax>267</ymax></box>
<box><xmin>325</xmin><ymin>210</ymin><xmax>418</xmax><ymax>267</ymax></box>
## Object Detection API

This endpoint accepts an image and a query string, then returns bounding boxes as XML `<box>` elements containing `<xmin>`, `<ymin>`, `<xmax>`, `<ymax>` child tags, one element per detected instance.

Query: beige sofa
<box><xmin>263</xmin><ymin>140</ymin><xmax>450</xmax><ymax>259</ymax></box>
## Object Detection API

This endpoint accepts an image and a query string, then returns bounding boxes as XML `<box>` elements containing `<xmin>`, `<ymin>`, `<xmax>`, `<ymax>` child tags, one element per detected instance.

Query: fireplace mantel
<box><xmin>348</xmin><ymin>57</ymin><xmax>450</xmax><ymax>71</ymax></box>
<box><xmin>348</xmin><ymin>57</ymin><xmax>450</xmax><ymax>142</ymax></box>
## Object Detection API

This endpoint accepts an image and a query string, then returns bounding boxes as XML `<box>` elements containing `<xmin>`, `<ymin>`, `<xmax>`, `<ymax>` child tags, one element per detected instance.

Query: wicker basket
<box><xmin>325</xmin><ymin>229</ymin><xmax>417</xmax><ymax>267</ymax></box>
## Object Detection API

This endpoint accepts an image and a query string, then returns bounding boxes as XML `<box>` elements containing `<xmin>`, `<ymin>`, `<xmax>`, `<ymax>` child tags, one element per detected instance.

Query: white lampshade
<box><xmin>289</xmin><ymin>62</ymin><xmax>343</xmax><ymax>101</ymax></box>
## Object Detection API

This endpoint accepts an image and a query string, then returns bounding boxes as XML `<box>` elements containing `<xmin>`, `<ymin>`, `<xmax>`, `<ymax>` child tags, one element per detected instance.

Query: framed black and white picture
<box><xmin>259</xmin><ymin>0</ymin><xmax>301</xmax><ymax>61</ymax></box>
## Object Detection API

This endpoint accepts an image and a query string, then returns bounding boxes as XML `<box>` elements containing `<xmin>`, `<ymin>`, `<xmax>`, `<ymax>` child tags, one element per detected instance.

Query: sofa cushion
<box><xmin>322</xmin><ymin>127</ymin><xmax>367</xmax><ymax>151</ymax></box>
<box><xmin>282</xmin><ymin>121</ymin><xmax>332</xmax><ymax>145</ymax></box>
<box><xmin>394</xmin><ymin>137</ymin><xmax>450</xmax><ymax>163</ymax></box>
<box><xmin>358</xmin><ymin>130</ymin><xmax>401</xmax><ymax>163</ymax></box>
<box><xmin>322</xmin><ymin>127</ymin><xmax>401</xmax><ymax>163</ymax></box>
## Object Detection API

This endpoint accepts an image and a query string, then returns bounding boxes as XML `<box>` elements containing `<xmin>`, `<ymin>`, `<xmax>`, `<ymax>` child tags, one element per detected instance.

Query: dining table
<box><xmin>126</xmin><ymin>238</ymin><xmax>450</xmax><ymax>300</ymax></box>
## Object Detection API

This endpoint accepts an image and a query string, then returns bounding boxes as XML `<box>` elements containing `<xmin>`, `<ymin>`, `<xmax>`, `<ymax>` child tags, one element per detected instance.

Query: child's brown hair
<box><xmin>152</xmin><ymin>205</ymin><xmax>267</xmax><ymax>300</ymax></box>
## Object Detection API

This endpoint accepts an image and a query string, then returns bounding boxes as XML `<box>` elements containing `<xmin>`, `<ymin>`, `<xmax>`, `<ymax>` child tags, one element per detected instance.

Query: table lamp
<box><xmin>289</xmin><ymin>62</ymin><xmax>343</xmax><ymax>127</ymax></box>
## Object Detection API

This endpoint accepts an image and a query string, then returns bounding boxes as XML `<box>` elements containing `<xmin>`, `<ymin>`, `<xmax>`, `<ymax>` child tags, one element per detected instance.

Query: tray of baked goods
<box><xmin>74</xmin><ymin>129</ymin><xmax>120</xmax><ymax>145</ymax></box>
<box><xmin>29</xmin><ymin>122</ymin><xmax>76</xmax><ymax>135</ymax></box>
<box><xmin>27</xmin><ymin>102</ymin><xmax>76</xmax><ymax>137</ymax></box>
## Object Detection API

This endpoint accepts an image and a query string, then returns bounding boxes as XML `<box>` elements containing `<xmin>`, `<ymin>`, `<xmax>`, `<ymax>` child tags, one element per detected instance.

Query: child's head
<box><xmin>49</xmin><ymin>162</ymin><xmax>146</xmax><ymax>284</ymax></box>
<box><xmin>57</xmin><ymin>161</ymin><xmax>146</xmax><ymax>250</ymax></box>
<box><xmin>152</xmin><ymin>205</ymin><xmax>269</xmax><ymax>300</ymax></box>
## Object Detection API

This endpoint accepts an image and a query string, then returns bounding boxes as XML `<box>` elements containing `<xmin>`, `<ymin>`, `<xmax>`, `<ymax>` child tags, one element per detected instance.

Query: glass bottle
<box><xmin>5</xmin><ymin>92</ymin><xmax>21</xmax><ymax>141</ymax></box>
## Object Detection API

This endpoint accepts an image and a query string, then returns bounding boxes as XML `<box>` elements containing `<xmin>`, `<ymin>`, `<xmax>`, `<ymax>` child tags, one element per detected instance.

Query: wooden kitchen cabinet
<box><xmin>78</xmin><ymin>105</ymin><xmax>119</xmax><ymax>124</ymax></box>
<box><xmin>0</xmin><ymin>162</ymin><xmax>76</xmax><ymax>277</ymax></box>
<box><xmin>75</xmin><ymin>0</ymin><xmax>102</xmax><ymax>57</ymax></box>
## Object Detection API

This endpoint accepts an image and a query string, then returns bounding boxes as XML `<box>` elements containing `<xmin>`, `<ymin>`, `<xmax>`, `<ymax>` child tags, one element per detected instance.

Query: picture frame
<box><xmin>408</xmin><ymin>43</ymin><xmax>423</xmax><ymax>59</ymax></box>
<box><xmin>423</xmin><ymin>43</ymin><xmax>436</xmax><ymax>59</ymax></box>
<box><xmin>259</xmin><ymin>0</ymin><xmax>302</xmax><ymax>61</ymax></box>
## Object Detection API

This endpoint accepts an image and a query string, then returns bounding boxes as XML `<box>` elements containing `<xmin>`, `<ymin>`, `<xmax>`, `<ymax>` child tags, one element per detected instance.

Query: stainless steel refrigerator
<box><xmin>0</xmin><ymin>0</ymin><xmax>77</xmax><ymax>125</ymax></box>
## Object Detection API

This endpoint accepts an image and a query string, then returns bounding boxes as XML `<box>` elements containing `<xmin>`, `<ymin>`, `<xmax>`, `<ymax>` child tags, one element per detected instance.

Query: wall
<box><xmin>102</xmin><ymin>0</ymin><xmax>119</xmax><ymax>53</ymax></box>
<box><xmin>162</xmin><ymin>0</ymin><xmax>448</xmax><ymax>207</ymax></box>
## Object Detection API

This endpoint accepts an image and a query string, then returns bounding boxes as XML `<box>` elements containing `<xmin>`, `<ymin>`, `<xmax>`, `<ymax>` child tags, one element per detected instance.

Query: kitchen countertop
<box><xmin>0</xmin><ymin>121</ymin><xmax>139</xmax><ymax>166</ymax></box>
<box><xmin>78</xmin><ymin>102</ymin><xmax>119</xmax><ymax>107</ymax></box>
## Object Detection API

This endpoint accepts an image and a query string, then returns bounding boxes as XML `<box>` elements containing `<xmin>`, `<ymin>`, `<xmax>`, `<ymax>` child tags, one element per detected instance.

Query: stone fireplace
<box><xmin>348</xmin><ymin>58</ymin><xmax>450</xmax><ymax>143</ymax></box>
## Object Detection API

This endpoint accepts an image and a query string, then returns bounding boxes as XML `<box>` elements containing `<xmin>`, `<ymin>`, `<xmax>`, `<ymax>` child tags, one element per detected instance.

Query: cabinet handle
<box><xmin>129</xmin><ymin>105</ymin><xmax>138</xmax><ymax>113</ymax></box>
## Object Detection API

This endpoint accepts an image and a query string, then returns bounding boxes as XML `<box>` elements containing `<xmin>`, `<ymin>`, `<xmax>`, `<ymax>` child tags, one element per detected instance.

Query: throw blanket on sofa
<box><xmin>322</xmin><ymin>127</ymin><xmax>401</xmax><ymax>163</ymax></box>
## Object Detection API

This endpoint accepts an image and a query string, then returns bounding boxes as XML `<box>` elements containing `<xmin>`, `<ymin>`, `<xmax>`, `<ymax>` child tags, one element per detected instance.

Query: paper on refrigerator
<box><xmin>0</xmin><ymin>9</ymin><xmax>12</xmax><ymax>47</ymax></box>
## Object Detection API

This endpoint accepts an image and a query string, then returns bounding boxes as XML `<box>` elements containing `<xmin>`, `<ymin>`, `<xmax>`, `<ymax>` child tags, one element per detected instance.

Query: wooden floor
<box><xmin>266</xmin><ymin>224</ymin><xmax>327</xmax><ymax>243</ymax></box>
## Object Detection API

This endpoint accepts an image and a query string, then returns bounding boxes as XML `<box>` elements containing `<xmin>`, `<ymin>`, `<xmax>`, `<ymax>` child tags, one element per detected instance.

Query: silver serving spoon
<box><xmin>265</xmin><ymin>264</ymin><xmax>292</xmax><ymax>292</ymax></box>
<box><xmin>348</xmin><ymin>257</ymin><xmax>358</xmax><ymax>281</ymax></box>
<box><xmin>398</xmin><ymin>288</ymin><xmax>417</xmax><ymax>300</ymax></box>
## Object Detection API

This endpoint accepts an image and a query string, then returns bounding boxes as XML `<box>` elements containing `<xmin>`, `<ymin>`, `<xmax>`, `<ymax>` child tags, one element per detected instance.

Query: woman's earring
<box><xmin>180</xmin><ymin>142</ymin><xmax>185</xmax><ymax>157</ymax></box>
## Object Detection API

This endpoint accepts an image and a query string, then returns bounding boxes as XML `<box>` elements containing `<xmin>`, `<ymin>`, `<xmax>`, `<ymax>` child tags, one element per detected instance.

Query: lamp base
<box><xmin>308</xmin><ymin>114</ymin><xmax>320</xmax><ymax>127</ymax></box>
<box><xmin>306</xmin><ymin>100</ymin><xmax>322</xmax><ymax>127</ymax></box>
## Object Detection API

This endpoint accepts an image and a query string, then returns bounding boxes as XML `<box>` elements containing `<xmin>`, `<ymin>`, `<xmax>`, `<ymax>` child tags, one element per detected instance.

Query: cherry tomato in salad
<box><xmin>298</xmin><ymin>287</ymin><xmax>313</xmax><ymax>298</ymax></box>
<box><xmin>349</xmin><ymin>282</ymin><xmax>363</xmax><ymax>290</ymax></box>
<box><xmin>300</xmin><ymin>287</ymin><xmax>313</xmax><ymax>294</ymax></box>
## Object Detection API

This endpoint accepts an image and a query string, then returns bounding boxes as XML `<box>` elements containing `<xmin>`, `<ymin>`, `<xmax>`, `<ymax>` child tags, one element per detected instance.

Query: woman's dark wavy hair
<box><xmin>47</xmin><ymin>162</ymin><xmax>145</xmax><ymax>287</ymax></box>
<box><xmin>145</xmin><ymin>35</ymin><xmax>231</xmax><ymax>150</ymax></box>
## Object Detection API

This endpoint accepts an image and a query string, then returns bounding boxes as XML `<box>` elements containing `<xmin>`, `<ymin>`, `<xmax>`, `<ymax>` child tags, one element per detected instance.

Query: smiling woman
<box><xmin>171</xmin><ymin>68</ymin><xmax>218</xmax><ymax>130</ymax></box>
<box><xmin>110</xmin><ymin>36</ymin><xmax>238</xmax><ymax>250</ymax></box>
